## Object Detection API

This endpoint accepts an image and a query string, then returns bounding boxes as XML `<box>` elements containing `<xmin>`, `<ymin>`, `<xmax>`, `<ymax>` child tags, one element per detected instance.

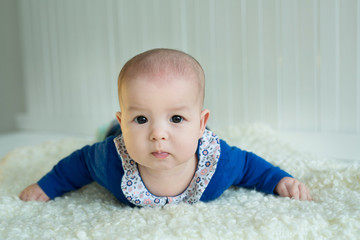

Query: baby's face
<box><xmin>117</xmin><ymin>73</ymin><xmax>209</xmax><ymax>171</ymax></box>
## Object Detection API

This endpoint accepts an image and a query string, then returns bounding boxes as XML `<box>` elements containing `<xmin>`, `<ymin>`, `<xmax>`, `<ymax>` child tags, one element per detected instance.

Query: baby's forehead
<box><xmin>124</xmin><ymin>72</ymin><xmax>198</xmax><ymax>94</ymax></box>
<box><xmin>120</xmin><ymin>74</ymin><xmax>204</xmax><ymax>112</ymax></box>
<box><xmin>118</xmin><ymin>49</ymin><xmax>205</xmax><ymax>107</ymax></box>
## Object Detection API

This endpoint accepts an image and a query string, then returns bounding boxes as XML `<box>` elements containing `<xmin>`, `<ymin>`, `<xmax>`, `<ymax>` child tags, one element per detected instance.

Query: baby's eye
<box><xmin>170</xmin><ymin>115</ymin><xmax>183</xmax><ymax>123</ymax></box>
<box><xmin>134</xmin><ymin>116</ymin><xmax>148</xmax><ymax>124</ymax></box>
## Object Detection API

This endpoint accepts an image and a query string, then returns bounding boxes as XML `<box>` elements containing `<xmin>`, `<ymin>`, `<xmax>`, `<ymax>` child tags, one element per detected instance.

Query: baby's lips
<box><xmin>151</xmin><ymin>152</ymin><xmax>169</xmax><ymax>159</ymax></box>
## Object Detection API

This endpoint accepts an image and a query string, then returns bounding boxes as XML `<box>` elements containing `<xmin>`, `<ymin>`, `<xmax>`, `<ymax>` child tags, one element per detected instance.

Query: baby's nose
<box><xmin>150</xmin><ymin>126</ymin><xmax>168</xmax><ymax>141</ymax></box>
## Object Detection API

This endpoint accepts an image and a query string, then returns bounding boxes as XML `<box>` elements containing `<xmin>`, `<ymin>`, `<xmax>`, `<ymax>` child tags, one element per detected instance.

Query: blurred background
<box><xmin>0</xmin><ymin>0</ymin><xmax>359</xmax><ymax>160</ymax></box>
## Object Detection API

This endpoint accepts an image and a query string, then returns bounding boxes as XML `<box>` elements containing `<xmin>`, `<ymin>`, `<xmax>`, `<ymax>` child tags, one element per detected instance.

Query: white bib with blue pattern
<box><xmin>113</xmin><ymin>129</ymin><xmax>220</xmax><ymax>207</ymax></box>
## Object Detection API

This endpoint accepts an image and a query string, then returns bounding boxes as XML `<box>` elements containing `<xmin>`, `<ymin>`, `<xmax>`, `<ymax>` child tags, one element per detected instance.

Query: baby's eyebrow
<box><xmin>125</xmin><ymin>105</ymin><xmax>191</xmax><ymax>112</ymax></box>
<box><xmin>170</xmin><ymin>105</ymin><xmax>191</xmax><ymax>112</ymax></box>
<box><xmin>125</xmin><ymin>106</ymin><xmax>146</xmax><ymax>112</ymax></box>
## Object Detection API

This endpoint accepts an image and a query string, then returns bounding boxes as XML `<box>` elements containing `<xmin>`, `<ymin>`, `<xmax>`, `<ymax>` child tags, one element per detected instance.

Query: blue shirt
<box><xmin>38</xmin><ymin>132</ymin><xmax>292</xmax><ymax>207</ymax></box>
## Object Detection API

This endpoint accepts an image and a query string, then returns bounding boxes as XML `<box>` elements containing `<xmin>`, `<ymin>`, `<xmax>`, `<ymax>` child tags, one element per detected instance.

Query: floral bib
<box><xmin>113</xmin><ymin>129</ymin><xmax>220</xmax><ymax>207</ymax></box>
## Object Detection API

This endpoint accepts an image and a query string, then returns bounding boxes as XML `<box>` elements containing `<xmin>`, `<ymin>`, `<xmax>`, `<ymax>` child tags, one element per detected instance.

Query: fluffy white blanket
<box><xmin>1</xmin><ymin>125</ymin><xmax>359</xmax><ymax>239</ymax></box>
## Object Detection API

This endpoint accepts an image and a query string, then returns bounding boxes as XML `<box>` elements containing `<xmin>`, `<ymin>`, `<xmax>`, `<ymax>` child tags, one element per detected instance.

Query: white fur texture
<box><xmin>1</xmin><ymin>124</ymin><xmax>359</xmax><ymax>239</ymax></box>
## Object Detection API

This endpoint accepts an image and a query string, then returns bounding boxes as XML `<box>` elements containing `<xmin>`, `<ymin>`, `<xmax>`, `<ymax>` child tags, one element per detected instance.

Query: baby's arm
<box><xmin>224</xmin><ymin>140</ymin><xmax>311</xmax><ymax>201</ymax></box>
<box><xmin>274</xmin><ymin>177</ymin><xmax>312</xmax><ymax>201</ymax></box>
<box><xmin>19</xmin><ymin>141</ymin><xmax>103</xmax><ymax>202</ymax></box>
<box><xmin>20</xmin><ymin>183</ymin><xmax>50</xmax><ymax>202</ymax></box>
<box><xmin>19</xmin><ymin>137</ymin><xmax>118</xmax><ymax>202</ymax></box>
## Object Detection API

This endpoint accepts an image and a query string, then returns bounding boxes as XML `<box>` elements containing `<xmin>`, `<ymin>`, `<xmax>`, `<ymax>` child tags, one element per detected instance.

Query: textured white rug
<box><xmin>1</xmin><ymin>124</ymin><xmax>359</xmax><ymax>239</ymax></box>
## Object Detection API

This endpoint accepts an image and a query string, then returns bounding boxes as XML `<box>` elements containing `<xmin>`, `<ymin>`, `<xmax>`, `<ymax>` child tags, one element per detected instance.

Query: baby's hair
<box><xmin>118</xmin><ymin>48</ymin><xmax>205</xmax><ymax>107</ymax></box>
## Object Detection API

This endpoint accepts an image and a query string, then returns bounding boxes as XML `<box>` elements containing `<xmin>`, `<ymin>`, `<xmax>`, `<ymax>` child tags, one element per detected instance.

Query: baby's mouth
<box><xmin>151</xmin><ymin>151</ymin><xmax>169</xmax><ymax>159</ymax></box>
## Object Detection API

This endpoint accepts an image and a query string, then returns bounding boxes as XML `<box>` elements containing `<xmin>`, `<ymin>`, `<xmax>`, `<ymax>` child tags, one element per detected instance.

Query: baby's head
<box><xmin>116</xmin><ymin>49</ymin><xmax>210</xmax><ymax>171</ymax></box>
<box><xmin>118</xmin><ymin>48</ymin><xmax>205</xmax><ymax>110</ymax></box>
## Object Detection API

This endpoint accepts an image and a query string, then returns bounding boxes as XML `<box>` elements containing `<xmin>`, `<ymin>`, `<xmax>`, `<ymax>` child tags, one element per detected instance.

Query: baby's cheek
<box><xmin>122</xmin><ymin>136</ymin><xmax>139</xmax><ymax>157</ymax></box>
<box><xmin>178</xmin><ymin>136</ymin><xmax>199</xmax><ymax>156</ymax></box>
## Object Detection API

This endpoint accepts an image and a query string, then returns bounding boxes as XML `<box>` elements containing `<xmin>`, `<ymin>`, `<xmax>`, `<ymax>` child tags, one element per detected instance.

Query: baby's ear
<box><xmin>115</xmin><ymin>112</ymin><xmax>122</xmax><ymax>126</ymax></box>
<box><xmin>199</xmin><ymin>109</ymin><xmax>210</xmax><ymax>137</ymax></box>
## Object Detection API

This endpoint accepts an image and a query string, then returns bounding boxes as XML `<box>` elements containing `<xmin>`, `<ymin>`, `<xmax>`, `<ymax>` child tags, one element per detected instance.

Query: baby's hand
<box><xmin>19</xmin><ymin>183</ymin><xmax>50</xmax><ymax>202</ymax></box>
<box><xmin>274</xmin><ymin>177</ymin><xmax>312</xmax><ymax>201</ymax></box>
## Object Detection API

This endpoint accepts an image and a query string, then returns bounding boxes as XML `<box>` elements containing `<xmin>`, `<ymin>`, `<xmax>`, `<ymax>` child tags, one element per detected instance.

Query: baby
<box><xmin>20</xmin><ymin>48</ymin><xmax>311</xmax><ymax>206</ymax></box>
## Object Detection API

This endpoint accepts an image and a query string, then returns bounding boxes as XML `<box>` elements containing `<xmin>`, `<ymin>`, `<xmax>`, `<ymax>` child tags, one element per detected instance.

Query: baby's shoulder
<box><xmin>85</xmin><ymin>136</ymin><xmax>121</xmax><ymax>167</ymax></box>
<box><xmin>85</xmin><ymin>137</ymin><xmax>124</xmax><ymax>180</ymax></box>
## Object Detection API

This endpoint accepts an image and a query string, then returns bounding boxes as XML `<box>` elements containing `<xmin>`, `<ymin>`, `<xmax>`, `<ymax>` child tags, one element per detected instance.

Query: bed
<box><xmin>0</xmin><ymin>124</ymin><xmax>359</xmax><ymax>239</ymax></box>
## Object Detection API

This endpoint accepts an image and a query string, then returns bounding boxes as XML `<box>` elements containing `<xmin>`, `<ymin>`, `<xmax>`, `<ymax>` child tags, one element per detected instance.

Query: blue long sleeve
<box><xmin>233</xmin><ymin>149</ymin><xmax>291</xmax><ymax>194</ymax></box>
<box><xmin>37</xmin><ymin>136</ymin><xmax>292</xmax><ymax>205</ymax></box>
<box><xmin>37</xmin><ymin>149</ymin><xmax>91</xmax><ymax>199</ymax></box>
<box><xmin>37</xmin><ymin>137</ymin><xmax>125</xmax><ymax>201</ymax></box>
<box><xmin>201</xmin><ymin>140</ymin><xmax>292</xmax><ymax>202</ymax></box>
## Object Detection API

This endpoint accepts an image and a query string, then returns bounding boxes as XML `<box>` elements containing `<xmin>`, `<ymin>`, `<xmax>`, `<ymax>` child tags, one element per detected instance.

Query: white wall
<box><xmin>15</xmin><ymin>0</ymin><xmax>360</xmax><ymax>160</ymax></box>
<box><xmin>0</xmin><ymin>0</ymin><xmax>24</xmax><ymax>133</ymax></box>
